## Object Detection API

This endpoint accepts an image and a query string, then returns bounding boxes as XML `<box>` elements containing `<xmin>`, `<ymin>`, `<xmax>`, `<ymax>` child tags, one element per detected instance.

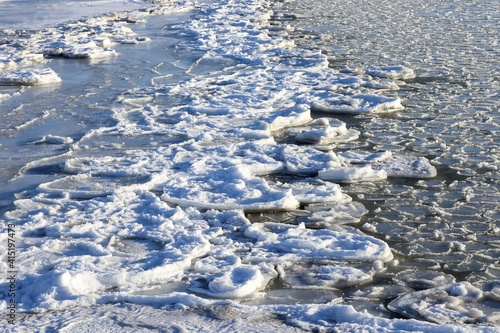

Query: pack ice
<box><xmin>4</xmin><ymin>0</ymin><xmax>493</xmax><ymax>332</ymax></box>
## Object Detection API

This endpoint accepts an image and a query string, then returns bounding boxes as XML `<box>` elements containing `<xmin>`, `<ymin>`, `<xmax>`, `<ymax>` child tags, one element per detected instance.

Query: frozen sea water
<box><xmin>0</xmin><ymin>0</ymin><xmax>499</xmax><ymax>331</ymax></box>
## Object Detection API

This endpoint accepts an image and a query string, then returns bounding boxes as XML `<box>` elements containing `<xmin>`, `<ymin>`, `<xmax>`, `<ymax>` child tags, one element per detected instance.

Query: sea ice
<box><xmin>282</xmin><ymin>145</ymin><xmax>341</xmax><ymax>174</ymax></box>
<box><xmin>190</xmin><ymin>264</ymin><xmax>277</xmax><ymax>298</ymax></box>
<box><xmin>339</xmin><ymin>150</ymin><xmax>393</xmax><ymax>164</ymax></box>
<box><xmin>373</xmin><ymin>156</ymin><xmax>438</xmax><ymax>179</ymax></box>
<box><xmin>279</xmin><ymin>263</ymin><xmax>376</xmax><ymax>289</ymax></box>
<box><xmin>388</xmin><ymin>281</ymin><xmax>500</xmax><ymax>325</ymax></box>
<box><xmin>311</xmin><ymin>94</ymin><xmax>404</xmax><ymax>114</ymax></box>
<box><xmin>292</xmin><ymin>118</ymin><xmax>360</xmax><ymax>145</ymax></box>
<box><xmin>0</xmin><ymin>0</ymin><xmax>464</xmax><ymax>331</ymax></box>
<box><xmin>304</xmin><ymin>202</ymin><xmax>368</xmax><ymax>225</ymax></box>
<box><xmin>363</xmin><ymin>66</ymin><xmax>416</xmax><ymax>80</ymax></box>
<box><xmin>0</xmin><ymin>68</ymin><xmax>61</xmax><ymax>85</ymax></box>
<box><xmin>29</xmin><ymin>134</ymin><xmax>74</xmax><ymax>145</ymax></box>
<box><xmin>278</xmin><ymin>180</ymin><xmax>352</xmax><ymax>204</ymax></box>
<box><xmin>392</xmin><ymin>269</ymin><xmax>456</xmax><ymax>289</ymax></box>
<box><xmin>161</xmin><ymin>157</ymin><xmax>299</xmax><ymax>212</ymax></box>
<box><xmin>245</xmin><ymin>223</ymin><xmax>394</xmax><ymax>263</ymax></box>
<box><xmin>318</xmin><ymin>165</ymin><xmax>388</xmax><ymax>183</ymax></box>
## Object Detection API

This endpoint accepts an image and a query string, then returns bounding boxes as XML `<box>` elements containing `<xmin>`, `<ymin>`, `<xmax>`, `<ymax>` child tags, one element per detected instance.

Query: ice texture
<box><xmin>161</xmin><ymin>159</ymin><xmax>300</xmax><ymax>212</ymax></box>
<box><xmin>0</xmin><ymin>68</ymin><xmax>61</xmax><ymax>85</ymax></box>
<box><xmin>6</xmin><ymin>0</ymin><xmax>498</xmax><ymax>331</ymax></box>
<box><xmin>318</xmin><ymin>165</ymin><xmax>388</xmax><ymax>183</ymax></box>
<box><xmin>389</xmin><ymin>281</ymin><xmax>500</xmax><ymax>325</ymax></box>
<box><xmin>245</xmin><ymin>223</ymin><xmax>394</xmax><ymax>263</ymax></box>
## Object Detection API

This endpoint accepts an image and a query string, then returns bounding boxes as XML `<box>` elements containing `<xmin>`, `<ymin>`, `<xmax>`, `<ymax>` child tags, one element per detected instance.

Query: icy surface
<box><xmin>1</xmin><ymin>0</ymin><xmax>499</xmax><ymax>331</ymax></box>
<box><xmin>0</xmin><ymin>68</ymin><xmax>61</xmax><ymax>85</ymax></box>
<box><xmin>389</xmin><ymin>281</ymin><xmax>500</xmax><ymax>325</ymax></box>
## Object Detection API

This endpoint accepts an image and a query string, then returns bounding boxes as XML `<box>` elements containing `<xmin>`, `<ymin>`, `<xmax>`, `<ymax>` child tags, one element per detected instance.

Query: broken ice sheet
<box><xmin>318</xmin><ymin>165</ymin><xmax>388</xmax><ymax>183</ymax></box>
<box><xmin>282</xmin><ymin>145</ymin><xmax>341</xmax><ymax>175</ymax></box>
<box><xmin>189</xmin><ymin>263</ymin><xmax>278</xmax><ymax>299</ymax></box>
<box><xmin>277</xmin><ymin>180</ymin><xmax>352</xmax><ymax>205</ymax></box>
<box><xmin>339</xmin><ymin>151</ymin><xmax>437</xmax><ymax>179</ymax></box>
<box><xmin>290</xmin><ymin>118</ymin><xmax>360</xmax><ymax>145</ymax></box>
<box><xmin>244</xmin><ymin>222</ymin><xmax>394</xmax><ymax>264</ymax></box>
<box><xmin>0</xmin><ymin>68</ymin><xmax>62</xmax><ymax>85</ymax></box>
<box><xmin>388</xmin><ymin>281</ymin><xmax>500</xmax><ymax>325</ymax></box>
<box><xmin>311</xmin><ymin>94</ymin><xmax>404</xmax><ymax>114</ymax></box>
<box><xmin>161</xmin><ymin>157</ymin><xmax>299</xmax><ymax>212</ymax></box>
<box><xmin>302</xmin><ymin>201</ymin><xmax>369</xmax><ymax>226</ymax></box>
<box><xmin>392</xmin><ymin>269</ymin><xmax>456</xmax><ymax>290</ymax></box>
<box><xmin>278</xmin><ymin>262</ymin><xmax>378</xmax><ymax>290</ymax></box>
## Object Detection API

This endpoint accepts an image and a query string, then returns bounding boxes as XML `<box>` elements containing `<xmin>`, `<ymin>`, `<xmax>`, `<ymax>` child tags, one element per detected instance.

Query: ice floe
<box><xmin>244</xmin><ymin>223</ymin><xmax>394</xmax><ymax>263</ymax></box>
<box><xmin>278</xmin><ymin>263</ymin><xmax>377</xmax><ymax>289</ymax></box>
<box><xmin>342</xmin><ymin>65</ymin><xmax>416</xmax><ymax>80</ymax></box>
<box><xmin>318</xmin><ymin>165</ymin><xmax>388</xmax><ymax>183</ymax></box>
<box><xmin>29</xmin><ymin>134</ymin><xmax>74</xmax><ymax>145</ymax></box>
<box><xmin>311</xmin><ymin>94</ymin><xmax>404</xmax><ymax>114</ymax></box>
<box><xmin>282</xmin><ymin>145</ymin><xmax>341</xmax><ymax>175</ymax></box>
<box><xmin>161</xmin><ymin>159</ymin><xmax>300</xmax><ymax>212</ymax></box>
<box><xmin>291</xmin><ymin>118</ymin><xmax>360</xmax><ymax>145</ymax></box>
<box><xmin>388</xmin><ymin>281</ymin><xmax>500</xmax><ymax>325</ymax></box>
<box><xmin>7</xmin><ymin>0</ymin><xmax>491</xmax><ymax>331</ymax></box>
<box><xmin>0</xmin><ymin>68</ymin><xmax>61</xmax><ymax>85</ymax></box>
<box><xmin>0</xmin><ymin>1</ymin><xmax>181</xmax><ymax>89</ymax></box>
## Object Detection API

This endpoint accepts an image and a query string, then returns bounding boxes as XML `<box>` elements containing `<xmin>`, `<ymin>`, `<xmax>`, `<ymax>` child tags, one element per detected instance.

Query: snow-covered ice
<box><xmin>1</xmin><ymin>0</ymin><xmax>499</xmax><ymax>331</ymax></box>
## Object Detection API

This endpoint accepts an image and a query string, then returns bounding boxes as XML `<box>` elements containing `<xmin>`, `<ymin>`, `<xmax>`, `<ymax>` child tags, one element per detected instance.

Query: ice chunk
<box><xmin>318</xmin><ymin>165</ymin><xmax>387</xmax><ymax>183</ymax></box>
<box><xmin>0</xmin><ymin>68</ymin><xmax>62</xmax><ymax>85</ymax></box>
<box><xmin>373</xmin><ymin>156</ymin><xmax>437</xmax><ymax>179</ymax></box>
<box><xmin>190</xmin><ymin>264</ymin><xmax>277</xmax><ymax>298</ymax></box>
<box><xmin>245</xmin><ymin>223</ymin><xmax>394</xmax><ymax>263</ymax></box>
<box><xmin>364</xmin><ymin>66</ymin><xmax>416</xmax><ymax>80</ymax></box>
<box><xmin>293</xmin><ymin>119</ymin><xmax>360</xmax><ymax>145</ymax></box>
<box><xmin>38</xmin><ymin>174</ymin><xmax>154</xmax><ymax>199</ymax></box>
<box><xmin>388</xmin><ymin>281</ymin><xmax>500</xmax><ymax>325</ymax></box>
<box><xmin>0</xmin><ymin>93</ymin><xmax>11</xmax><ymax>101</ymax></box>
<box><xmin>305</xmin><ymin>202</ymin><xmax>368</xmax><ymax>225</ymax></box>
<box><xmin>339</xmin><ymin>151</ymin><xmax>393</xmax><ymax>164</ymax></box>
<box><xmin>29</xmin><ymin>135</ymin><xmax>74</xmax><ymax>145</ymax></box>
<box><xmin>311</xmin><ymin>94</ymin><xmax>404</xmax><ymax>114</ymax></box>
<box><xmin>393</xmin><ymin>270</ymin><xmax>456</xmax><ymax>289</ymax></box>
<box><xmin>266</xmin><ymin>104</ymin><xmax>312</xmax><ymax>131</ymax></box>
<box><xmin>161</xmin><ymin>158</ymin><xmax>299</xmax><ymax>212</ymax></box>
<box><xmin>279</xmin><ymin>180</ymin><xmax>352</xmax><ymax>204</ymax></box>
<box><xmin>279</xmin><ymin>263</ymin><xmax>376</xmax><ymax>289</ymax></box>
<box><xmin>62</xmin><ymin>47</ymin><xmax>118</xmax><ymax>59</ymax></box>
<box><xmin>283</xmin><ymin>145</ymin><xmax>341</xmax><ymax>175</ymax></box>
